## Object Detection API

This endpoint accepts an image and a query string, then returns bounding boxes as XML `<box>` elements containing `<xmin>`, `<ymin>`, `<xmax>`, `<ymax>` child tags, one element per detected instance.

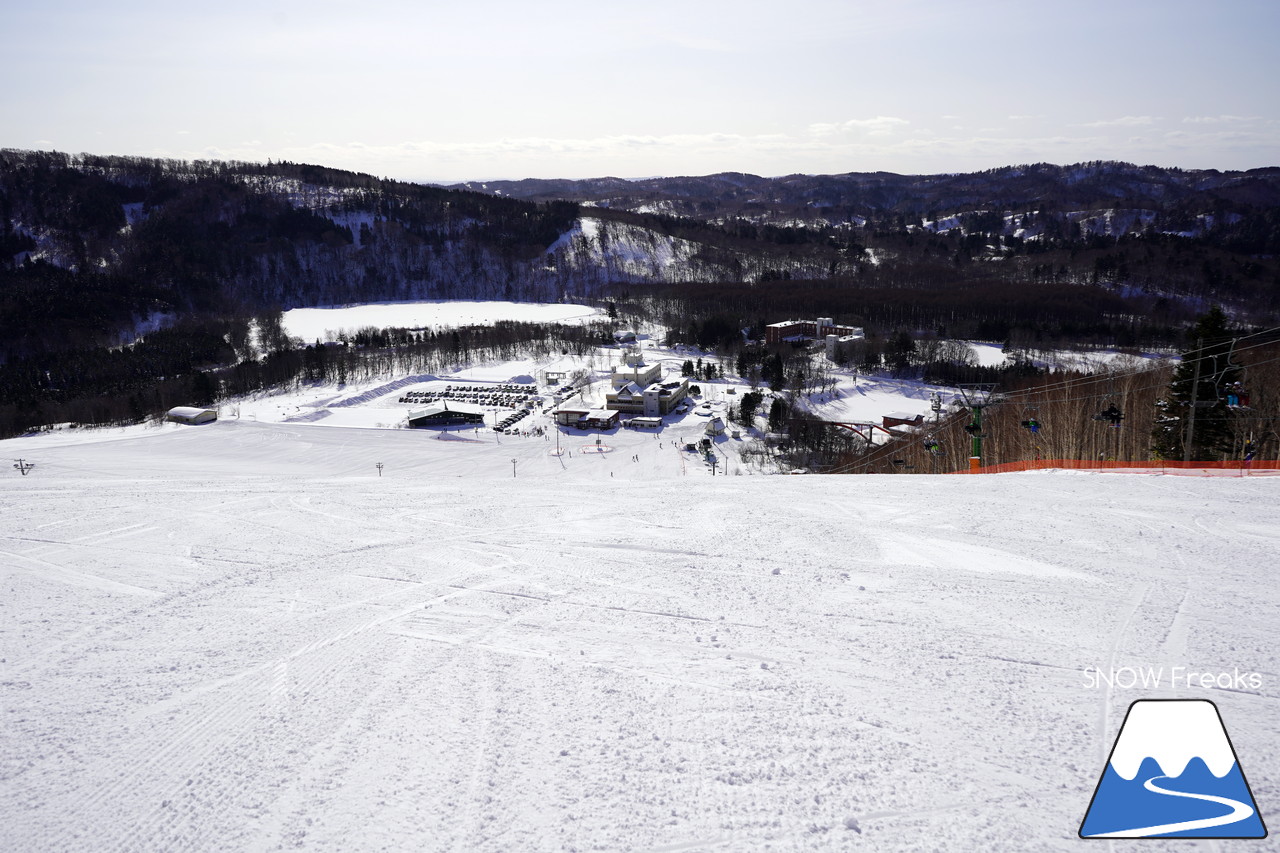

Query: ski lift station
<box><xmin>166</xmin><ymin>406</ymin><xmax>218</xmax><ymax>425</ymax></box>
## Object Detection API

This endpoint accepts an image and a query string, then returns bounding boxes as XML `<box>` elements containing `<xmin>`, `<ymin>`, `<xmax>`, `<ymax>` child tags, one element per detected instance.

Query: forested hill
<box><xmin>0</xmin><ymin>151</ymin><xmax>588</xmax><ymax>357</ymax></box>
<box><xmin>3</xmin><ymin>150</ymin><xmax>1280</xmax><ymax>365</ymax></box>
<box><xmin>451</xmin><ymin>162</ymin><xmax>1280</xmax><ymax>248</ymax></box>
<box><xmin>0</xmin><ymin>149</ymin><xmax>904</xmax><ymax>358</ymax></box>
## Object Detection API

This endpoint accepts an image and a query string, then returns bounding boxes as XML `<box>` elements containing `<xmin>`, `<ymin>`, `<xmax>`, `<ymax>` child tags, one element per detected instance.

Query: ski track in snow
<box><xmin>0</xmin><ymin>424</ymin><xmax>1277</xmax><ymax>851</ymax></box>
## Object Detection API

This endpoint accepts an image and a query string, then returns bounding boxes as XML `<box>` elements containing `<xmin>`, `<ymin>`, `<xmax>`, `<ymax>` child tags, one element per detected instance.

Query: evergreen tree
<box><xmin>767</xmin><ymin>397</ymin><xmax>789</xmax><ymax>433</ymax></box>
<box><xmin>762</xmin><ymin>353</ymin><xmax>786</xmax><ymax>391</ymax></box>
<box><xmin>737</xmin><ymin>390</ymin><xmax>763</xmax><ymax>427</ymax></box>
<box><xmin>1151</xmin><ymin>306</ymin><xmax>1242</xmax><ymax>460</ymax></box>
<box><xmin>887</xmin><ymin>330</ymin><xmax>916</xmax><ymax>374</ymax></box>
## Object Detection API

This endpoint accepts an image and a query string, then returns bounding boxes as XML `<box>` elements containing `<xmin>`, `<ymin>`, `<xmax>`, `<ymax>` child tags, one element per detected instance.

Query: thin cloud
<box><xmin>1076</xmin><ymin>116</ymin><xmax>1159</xmax><ymax>128</ymax></box>
<box><xmin>154</xmin><ymin>119</ymin><xmax>1279</xmax><ymax>182</ymax></box>
<box><xmin>1182</xmin><ymin>115</ymin><xmax>1261</xmax><ymax>124</ymax></box>
<box><xmin>808</xmin><ymin>116</ymin><xmax>910</xmax><ymax>137</ymax></box>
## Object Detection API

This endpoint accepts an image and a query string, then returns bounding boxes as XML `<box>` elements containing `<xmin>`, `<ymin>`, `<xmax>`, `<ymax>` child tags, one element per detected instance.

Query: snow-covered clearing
<box><xmin>282</xmin><ymin>300</ymin><xmax>603</xmax><ymax>343</ymax></box>
<box><xmin>966</xmin><ymin>342</ymin><xmax>1172</xmax><ymax>372</ymax></box>
<box><xmin>2</xmin><ymin>417</ymin><xmax>1276</xmax><ymax>851</ymax></box>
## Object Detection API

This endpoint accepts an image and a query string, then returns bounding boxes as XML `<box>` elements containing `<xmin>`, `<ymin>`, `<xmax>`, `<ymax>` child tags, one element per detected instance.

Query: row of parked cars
<box><xmin>399</xmin><ymin>383</ymin><xmax>537</xmax><ymax>408</ymax></box>
<box><xmin>496</xmin><ymin>408</ymin><xmax>531</xmax><ymax>433</ymax></box>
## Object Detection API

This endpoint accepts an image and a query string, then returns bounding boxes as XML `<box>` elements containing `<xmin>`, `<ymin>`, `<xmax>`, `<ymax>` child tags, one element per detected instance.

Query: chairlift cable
<box><xmin>993</xmin><ymin>328</ymin><xmax>1280</xmax><ymax>403</ymax></box>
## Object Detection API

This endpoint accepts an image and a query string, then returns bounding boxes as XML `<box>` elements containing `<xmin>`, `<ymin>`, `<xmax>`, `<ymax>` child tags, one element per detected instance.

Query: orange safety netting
<box><xmin>949</xmin><ymin>459</ymin><xmax>1280</xmax><ymax>476</ymax></box>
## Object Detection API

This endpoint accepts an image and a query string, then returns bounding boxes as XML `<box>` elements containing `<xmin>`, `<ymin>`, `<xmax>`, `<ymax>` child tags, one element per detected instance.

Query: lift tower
<box><xmin>958</xmin><ymin>384</ymin><xmax>1000</xmax><ymax>472</ymax></box>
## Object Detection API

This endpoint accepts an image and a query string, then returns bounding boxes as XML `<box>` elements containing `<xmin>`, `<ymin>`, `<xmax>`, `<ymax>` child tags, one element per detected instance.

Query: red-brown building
<box><xmin>765</xmin><ymin>317</ymin><xmax>863</xmax><ymax>345</ymax></box>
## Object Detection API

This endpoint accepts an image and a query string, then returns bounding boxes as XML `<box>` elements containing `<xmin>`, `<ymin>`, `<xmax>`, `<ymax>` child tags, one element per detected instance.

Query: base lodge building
<box><xmin>765</xmin><ymin>317</ymin><xmax>864</xmax><ymax>345</ymax></box>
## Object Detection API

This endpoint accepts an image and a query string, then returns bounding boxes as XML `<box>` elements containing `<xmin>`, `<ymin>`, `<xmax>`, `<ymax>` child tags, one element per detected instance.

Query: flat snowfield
<box><xmin>282</xmin><ymin>300</ymin><xmax>603</xmax><ymax>342</ymax></box>
<box><xmin>2</xmin><ymin>423</ymin><xmax>1277</xmax><ymax>851</ymax></box>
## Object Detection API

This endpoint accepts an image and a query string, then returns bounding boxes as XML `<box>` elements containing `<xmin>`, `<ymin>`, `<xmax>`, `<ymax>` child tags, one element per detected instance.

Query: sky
<box><xmin>3</xmin><ymin>0</ymin><xmax>1278</xmax><ymax>182</ymax></box>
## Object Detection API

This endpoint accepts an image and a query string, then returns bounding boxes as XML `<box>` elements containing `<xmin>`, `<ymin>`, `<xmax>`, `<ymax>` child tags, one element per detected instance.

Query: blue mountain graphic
<box><xmin>1081</xmin><ymin>756</ymin><xmax>1266</xmax><ymax>838</ymax></box>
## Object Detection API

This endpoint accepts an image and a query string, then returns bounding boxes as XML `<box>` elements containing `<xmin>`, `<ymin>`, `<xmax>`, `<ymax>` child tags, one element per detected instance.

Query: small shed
<box><xmin>883</xmin><ymin>412</ymin><xmax>925</xmax><ymax>429</ymax></box>
<box><xmin>704</xmin><ymin>416</ymin><xmax>727</xmax><ymax>436</ymax></box>
<box><xmin>167</xmin><ymin>406</ymin><xmax>218</xmax><ymax>425</ymax></box>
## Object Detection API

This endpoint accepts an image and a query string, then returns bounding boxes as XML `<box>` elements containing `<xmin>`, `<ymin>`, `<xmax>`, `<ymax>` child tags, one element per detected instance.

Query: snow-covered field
<box><xmin>0</xmin><ymin>305</ymin><xmax>1272</xmax><ymax>850</ymax></box>
<box><xmin>282</xmin><ymin>300</ymin><xmax>603</xmax><ymax>342</ymax></box>
<box><xmin>3</xmin><ymin>417</ymin><xmax>1277</xmax><ymax>851</ymax></box>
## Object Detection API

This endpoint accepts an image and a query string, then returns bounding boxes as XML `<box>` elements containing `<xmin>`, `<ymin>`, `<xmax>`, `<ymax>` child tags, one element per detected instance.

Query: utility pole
<box><xmin>511</xmin><ymin>458</ymin><xmax>517</xmax><ymax>478</ymax></box>
<box><xmin>1183</xmin><ymin>338</ymin><xmax>1202</xmax><ymax>463</ymax></box>
<box><xmin>375</xmin><ymin>462</ymin><xmax>384</xmax><ymax>477</ymax></box>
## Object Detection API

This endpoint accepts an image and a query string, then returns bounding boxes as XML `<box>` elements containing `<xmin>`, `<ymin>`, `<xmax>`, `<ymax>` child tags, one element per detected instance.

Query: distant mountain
<box><xmin>448</xmin><ymin>162</ymin><xmax>1280</xmax><ymax>243</ymax></box>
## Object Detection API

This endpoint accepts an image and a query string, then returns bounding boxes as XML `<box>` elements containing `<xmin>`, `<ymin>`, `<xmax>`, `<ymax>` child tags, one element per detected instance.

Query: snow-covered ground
<box><xmin>1</xmin><ymin>312</ymin><xmax>1273</xmax><ymax>850</ymax></box>
<box><xmin>255</xmin><ymin>331</ymin><xmax>952</xmax><ymax>438</ymax></box>
<box><xmin>966</xmin><ymin>342</ymin><xmax>1173</xmax><ymax>372</ymax></box>
<box><xmin>282</xmin><ymin>300</ymin><xmax>603</xmax><ymax>343</ymax></box>
<box><xmin>2</xmin><ymin>414</ymin><xmax>1277</xmax><ymax>851</ymax></box>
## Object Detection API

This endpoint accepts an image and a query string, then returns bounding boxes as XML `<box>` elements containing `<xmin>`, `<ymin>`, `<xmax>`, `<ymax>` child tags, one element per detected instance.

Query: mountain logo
<box><xmin>1080</xmin><ymin>699</ymin><xmax>1267</xmax><ymax>839</ymax></box>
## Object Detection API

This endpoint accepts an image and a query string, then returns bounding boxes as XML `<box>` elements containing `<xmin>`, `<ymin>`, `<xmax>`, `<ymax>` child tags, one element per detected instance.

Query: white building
<box><xmin>610</xmin><ymin>358</ymin><xmax>662</xmax><ymax>390</ymax></box>
<box><xmin>606</xmin><ymin>378</ymin><xmax>689</xmax><ymax>417</ymax></box>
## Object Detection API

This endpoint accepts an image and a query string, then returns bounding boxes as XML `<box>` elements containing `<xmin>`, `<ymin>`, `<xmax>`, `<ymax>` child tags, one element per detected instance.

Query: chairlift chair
<box><xmin>1094</xmin><ymin>403</ymin><xmax>1124</xmax><ymax>428</ymax></box>
<box><xmin>1020</xmin><ymin>406</ymin><xmax>1042</xmax><ymax>434</ymax></box>
<box><xmin>1224</xmin><ymin>381</ymin><xmax>1250</xmax><ymax>408</ymax></box>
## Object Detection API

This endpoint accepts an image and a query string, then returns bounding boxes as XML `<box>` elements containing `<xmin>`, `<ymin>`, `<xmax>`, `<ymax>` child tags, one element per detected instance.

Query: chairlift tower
<box><xmin>957</xmin><ymin>384</ymin><xmax>1000</xmax><ymax>472</ymax></box>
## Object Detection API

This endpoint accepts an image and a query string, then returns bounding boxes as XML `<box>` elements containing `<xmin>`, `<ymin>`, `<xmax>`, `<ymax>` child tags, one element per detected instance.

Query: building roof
<box><xmin>614</xmin><ymin>381</ymin><xmax>643</xmax><ymax>398</ymax></box>
<box><xmin>167</xmin><ymin>406</ymin><xmax>216</xmax><ymax>418</ymax></box>
<box><xmin>409</xmin><ymin>401</ymin><xmax>486</xmax><ymax>419</ymax></box>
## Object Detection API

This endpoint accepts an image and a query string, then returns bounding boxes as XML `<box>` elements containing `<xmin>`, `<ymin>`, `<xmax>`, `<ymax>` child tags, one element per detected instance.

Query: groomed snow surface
<box><xmin>3</xmin><ymin>419</ymin><xmax>1277</xmax><ymax>851</ymax></box>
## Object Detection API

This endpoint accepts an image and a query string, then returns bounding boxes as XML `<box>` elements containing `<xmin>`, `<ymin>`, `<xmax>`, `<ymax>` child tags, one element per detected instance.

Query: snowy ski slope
<box><xmin>2</xmin><ymin>420</ymin><xmax>1277</xmax><ymax>851</ymax></box>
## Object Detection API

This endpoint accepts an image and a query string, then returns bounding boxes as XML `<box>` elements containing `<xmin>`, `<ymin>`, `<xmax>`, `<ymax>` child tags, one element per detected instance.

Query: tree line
<box><xmin>0</xmin><ymin>315</ymin><xmax>616</xmax><ymax>438</ymax></box>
